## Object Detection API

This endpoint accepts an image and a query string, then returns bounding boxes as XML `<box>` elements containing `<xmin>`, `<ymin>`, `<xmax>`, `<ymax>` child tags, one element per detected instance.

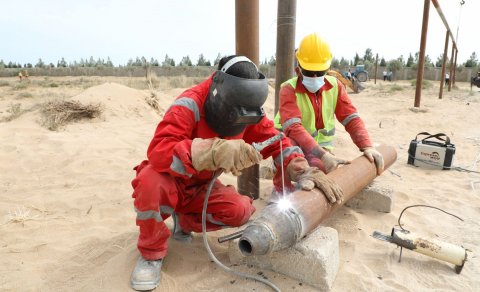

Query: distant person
<box><xmin>383</xmin><ymin>70</ymin><xmax>387</xmax><ymax>81</ymax></box>
<box><xmin>347</xmin><ymin>69</ymin><xmax>352</xmax><ymax>81</ymax></box>
<box><xmin>445</xmin><ymin>72</ymin><xmax>450</xmax><ymax>85</ymax></box>
<box><xmin>274</xmin><ymin>32</ymin><xmax>384</xmax><ymax>176</ymax></box>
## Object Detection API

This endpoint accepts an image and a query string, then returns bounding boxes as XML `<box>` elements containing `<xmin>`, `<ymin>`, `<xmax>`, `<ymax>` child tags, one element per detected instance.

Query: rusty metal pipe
<box><xmin>239</xmin><ymin>145</ymin><xmax>397</xmax><ymax>256</ymax></box>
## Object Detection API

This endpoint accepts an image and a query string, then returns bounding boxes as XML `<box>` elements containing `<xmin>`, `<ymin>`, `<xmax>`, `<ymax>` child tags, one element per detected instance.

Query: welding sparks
<box><xmin>276</xmin><ymin>197</ymin><xmax>293</xmax><ymax>212</ymax></box>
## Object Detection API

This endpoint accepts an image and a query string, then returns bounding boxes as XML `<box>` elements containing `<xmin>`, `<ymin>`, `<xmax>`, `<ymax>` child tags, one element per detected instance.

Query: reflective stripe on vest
<box><xmin>274</xmin><ymin>76</ymin><xmax>338</xmax><ymax>150</ymax></box>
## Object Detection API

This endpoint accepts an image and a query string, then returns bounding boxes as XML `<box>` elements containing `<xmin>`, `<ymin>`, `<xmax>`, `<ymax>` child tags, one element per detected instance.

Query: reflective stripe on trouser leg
<box><xmin>175</xmin><ymin>181</ymin><xmax>256</xmax><ymax>233</ymax></box>
<box><xmin>131</xmin><ymin>164</ymin><xmax>179</xmax><ymax>260</ymax></box>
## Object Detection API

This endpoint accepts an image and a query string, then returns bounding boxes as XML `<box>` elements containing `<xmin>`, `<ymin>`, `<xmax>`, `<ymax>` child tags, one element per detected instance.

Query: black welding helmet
<box><xmin>205</xmin><ymin>56</ymin><xmax>268</xmax><ymax>137</ymax></box>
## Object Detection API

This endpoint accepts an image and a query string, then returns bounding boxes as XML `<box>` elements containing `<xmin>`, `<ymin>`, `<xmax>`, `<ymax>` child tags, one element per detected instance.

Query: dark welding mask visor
<box><xmin>231</xmin><ymin>106</ymin><xmax>265</xmax><ymax>125</ymax></box>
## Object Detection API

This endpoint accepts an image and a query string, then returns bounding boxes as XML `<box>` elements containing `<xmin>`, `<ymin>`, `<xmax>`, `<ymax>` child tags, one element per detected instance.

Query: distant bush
<box><xmin>0</xmin><ymin>80</ymin><xmax>9</xmax><ymax>87</ymax></box>
<box><xmin>17</xmin><ymin>92</ymin><xmax>33</xmax><ymax>98</ymax></box>
<box><xmin>389</xmin><ymin>84</ymin><xmax>404</xmax><ymax>92</ymax></box>
<box><xmin>1</xmin><ymin>103</ymin><xmax>24</xmax><ymax>122</ymax></box>
<box><xmin>11</xmin><ymin>82</ymin><xmax>28</xmax><ymax>90</ymax></box>
<box><xmin>410</xmin><ymin>79</ymin><xmax>432</xmax><ymax>89</ymax></box>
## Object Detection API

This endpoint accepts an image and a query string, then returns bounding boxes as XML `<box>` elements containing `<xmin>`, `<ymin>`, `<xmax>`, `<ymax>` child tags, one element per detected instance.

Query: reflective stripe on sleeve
<box><xmin>341</xmin><ymin>113</ymin><xmax>360</xmax><ymax>126</ymax></box>
<box><xmin>170</xmin><ymin>155</ymin><xmax>192</xmax><ymax>178</ymax></box>
<box><xmin>170</xmin><ymin>97</ymin><xmax>200</xmax><ymax>122</ymax></box>
<box><xmin>312</xmin><ymin>128</ymin><xmax>336</xmax><ymax>137</ymax></box>
<box><xmin>273</xmin><ymin>146</ymin><xmax>303</xmax><ymax>165</ymax></box>
<box><xmin>282</xmin><ymin>117</ymin><xmax>302</xmax><ymax>131</ymax></box>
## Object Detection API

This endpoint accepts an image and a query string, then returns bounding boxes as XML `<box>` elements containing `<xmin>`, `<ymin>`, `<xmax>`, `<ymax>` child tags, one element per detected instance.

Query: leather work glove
<box><xmin>362</xmin><ymin>147</ymin><xmax>384</xmax><ymax>175</ymax></box>
<box><xmin>320</xmin><ymin>151</ymin><xmax>351</xmax><ymax>174</ymax></box>
<box><xmin>191</xmin><ymin>138</ymin><xmax>262</xmax><ymax>176</ymax></box>
<box><xmin>286</xmin><ymin>157</ymin><xmax>344</xmax><ymax>204</ymax></box>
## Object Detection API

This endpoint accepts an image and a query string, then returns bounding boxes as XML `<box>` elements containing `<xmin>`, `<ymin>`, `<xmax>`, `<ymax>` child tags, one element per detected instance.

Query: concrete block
<box><xmin>345</xmin><ymin>183</ymin><xmax>394</xmax><ymax>213</ymax></box>
<box><xmin>228</xmin><ymin>226</ymin><xmax>339</xmax><ymax>291</ymax></box>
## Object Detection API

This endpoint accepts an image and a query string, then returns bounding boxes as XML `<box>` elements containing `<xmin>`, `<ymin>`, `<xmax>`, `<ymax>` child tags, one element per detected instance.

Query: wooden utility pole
<box><xmin>439</xmin><ymin>31</ymin><xmax>449</xmax><ymax>99</ymax></box>
<box><xmin>274</xmin><ymin>0</ymin><xmax>296</xmax><ymax>114</ymax></box>
<box><xmin>414</xmin><ymin>0</ymin><xmax>430</xmax><ymax>108</ymax></box>
<box><xmin>235</xmin><ymin>0</ymin><xmax>260</xmax><ymax>199</ymax></box>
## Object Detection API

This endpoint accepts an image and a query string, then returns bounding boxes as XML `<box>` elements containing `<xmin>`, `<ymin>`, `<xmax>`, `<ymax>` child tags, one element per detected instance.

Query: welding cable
<box><xmin>397</xmin><ymin>204</ymin><xmax>464</xmax><ymax>232</ymax></box>
<box><xmin>201</xmin><ymin>170</ymin><xmax>281</xmax><ymax>292</ymax></box>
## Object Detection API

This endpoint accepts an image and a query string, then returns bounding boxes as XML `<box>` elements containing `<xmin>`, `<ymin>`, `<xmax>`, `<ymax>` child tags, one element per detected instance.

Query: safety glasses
<box><xmin>300</xmin><ymin>68</ymin><xmax>327</xmax><ymax>78</ymax></box>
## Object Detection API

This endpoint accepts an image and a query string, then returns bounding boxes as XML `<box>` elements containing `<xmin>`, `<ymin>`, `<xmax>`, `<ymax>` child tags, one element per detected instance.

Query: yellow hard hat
<box><xmin>296</xmin><ymin>33</ymin><xmax>332</xmax><ymax>71</ymax></box>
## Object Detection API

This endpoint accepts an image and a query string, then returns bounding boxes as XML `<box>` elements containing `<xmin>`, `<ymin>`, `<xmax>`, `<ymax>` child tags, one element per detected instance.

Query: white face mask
<box><xmin>302</xmin><ymin>75</ymin><xmax>325</xmax><ymax>93</ymax></box>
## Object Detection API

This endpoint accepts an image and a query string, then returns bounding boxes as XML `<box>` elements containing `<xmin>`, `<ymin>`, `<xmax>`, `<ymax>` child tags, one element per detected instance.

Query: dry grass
<box><xmin>1</xmin><ymin>103</ymin><xmax>24</xmax><ymax>122</ymax></box>
<box><xmin>3</xmin><ymin>206</ymin><xmax>39</xmax><ymax>227</ymax></box>
<box><xmin>40</xmin><ymin>100</ymin><xmax>104</xmax><ymax>130</ymax></box>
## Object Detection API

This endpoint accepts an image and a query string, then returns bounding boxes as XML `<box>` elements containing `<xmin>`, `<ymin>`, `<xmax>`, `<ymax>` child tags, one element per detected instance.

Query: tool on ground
<box><xmin>372</xmin><ymin>205</ymin><xmax>469</xmax><ymax>274</ymax></box>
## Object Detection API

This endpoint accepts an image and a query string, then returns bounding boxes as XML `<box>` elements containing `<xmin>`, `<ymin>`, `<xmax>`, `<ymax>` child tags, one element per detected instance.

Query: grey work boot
<box><xmin>171</xmin><ymin>212</ymin><xmax>193</xmax><ymax>243</ymax></box>
<box><xmin>131</xmin><ymin>256</ymin><xmax>163</xmax><ymax>291</ymax></box>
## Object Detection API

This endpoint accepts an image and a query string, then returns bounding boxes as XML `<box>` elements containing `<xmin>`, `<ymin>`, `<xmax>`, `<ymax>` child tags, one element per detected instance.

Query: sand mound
<box><xmin>73</xmin><ymin>82</ymin><xmax>161</xmax><ymax>122</ymax></box>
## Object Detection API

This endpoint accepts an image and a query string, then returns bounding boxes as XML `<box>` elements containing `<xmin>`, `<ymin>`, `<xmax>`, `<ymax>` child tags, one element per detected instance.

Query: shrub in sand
<box><xmin>1</xmin><ymin>103</ymin><xmax>24</xmax><ymax>122</ymax></box>
<box><xmin>40</xmin><ymin>100</ymin><xmax>103</xmax><ymax>130</ymax></box>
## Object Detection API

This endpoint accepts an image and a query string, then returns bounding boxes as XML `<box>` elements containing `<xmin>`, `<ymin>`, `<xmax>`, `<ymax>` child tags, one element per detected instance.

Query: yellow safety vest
<box><xmin>274</xmin><ymin>75</ymin><xmax>338</xmax><ymax>150</ymax></box>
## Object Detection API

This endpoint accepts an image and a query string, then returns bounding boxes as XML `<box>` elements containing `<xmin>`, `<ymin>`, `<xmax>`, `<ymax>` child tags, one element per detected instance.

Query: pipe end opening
<box><xmin>239</xmin><ymin>239</ymin><xmax>253</xmax><ymax>256</ymax></box>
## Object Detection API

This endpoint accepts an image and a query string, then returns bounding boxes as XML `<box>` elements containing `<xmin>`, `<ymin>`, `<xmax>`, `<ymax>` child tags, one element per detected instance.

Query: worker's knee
<box><xmin>219</xmin><ymin>196</ymin><xmax>255</xmax><ymax>226</ymax></box>
<box><xmin>132</xmin><ymin>165</ymin><xmax>176</xmax><ymax>210</ymax></box>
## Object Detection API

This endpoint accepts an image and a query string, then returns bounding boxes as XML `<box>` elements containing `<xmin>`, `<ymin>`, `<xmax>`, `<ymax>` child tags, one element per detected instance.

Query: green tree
<box><xmin>363</xmin><ymin>48</ymin><xmax>374</xmax><ymax>63</ymax></box>
<box><xmin>179</xmin><ymin>56</ymin><xmax>193</xmax><ymax>66</ymax></box>
<box><xmin>88</xmin><ymin>56</ymin><xmax>96</xmax><ymax>67</ymax></box>
<box><xmin>35</xmin><ymin>58</ymin><xmax>45</xmax><ymax>68</ymax></box>
<box><xmin>214</xmin><ymin>53</ymin><xmax>222</xmax><ymax>66</ymax></box>
<box><xmin>424</xmin><ymin>55</ymin><xmax>433</xmax><ymax>68</ymax></box>
<box><xmin>353</xmin><ymin>53</ymin><xmax>361</xmax><ymax>66</ymax></box>
<box><xmin>331</xmin><ymin>57</ymin><xmax>340</xmax><ymax>69</ymax></box>
<box><xmin>387</xmin><ymin>59</ymin><xmax>403</xmax><ymax>73</ymax></box>
<box><xmin>379</xmin><ymin>57</ymin><xmax>386</xmax><ymax>67</ymax></box>
<box><xmin>268</xmin><ymin>56</ymin><xmax>276</xmax><ymax>66</ymax></box>
<box><xmin>464</xmin><ymin>52</ymin><xmax>478</xmax><ymax>67</ymax></box>
<box><xmin>397</xmin><ymin>55</ymin><xmax>405</xmax><ymax>66</ymax></box>
<box><xmin>406</xmin><ymin>53</ymin><xmax>414</xmax><ymax>67</ymax></box>
<box><xmin>0</xmin><ymin>59</ymin><xmax>5</xmax><ymax>69</ymax></box>
<box><xmin>435</xmin><ymin>54</ymin><xmax>444</xmax><ymax>67</ymax></box>
<box><xmin>339</xmin><ymin>57</ymin><xmax>350</xmax><ymax>69</ymax></box>
<box><xmin>162</xmin><ymin>54</ymin><xmax>175</xmax><ymax>67</ymax></box>
<box><xmin>106</xmin><ymin>57</ymin><xmax>114</xmax><ymax>67</ymax></box>
<box><xmin>57</xmin><ymin>57</ymin><xmax>68</xmax><ymax>67</ymax></box>
<box><xmin>196</xmin><ymin>54</ymin><xmax>209</xmax><ymax>66</ymax></box>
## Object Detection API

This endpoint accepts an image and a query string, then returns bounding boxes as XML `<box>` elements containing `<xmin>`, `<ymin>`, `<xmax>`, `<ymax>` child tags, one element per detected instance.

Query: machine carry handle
<box><xmin>415</xmin><ymin>132</ymin><xmax>451</xmax><ymax>145</ymax></box>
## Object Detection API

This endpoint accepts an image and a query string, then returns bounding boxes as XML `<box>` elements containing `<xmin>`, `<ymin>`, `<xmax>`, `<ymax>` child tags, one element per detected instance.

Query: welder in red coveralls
<box><xmin>130</xmin><ymin>55</ymin><xmax>344</xmax><ymax>291</ymax></box>
<box><xmin>274</xmin><ymin>33</ymin><xmax>384</xmax><ymax>175</ymax></box>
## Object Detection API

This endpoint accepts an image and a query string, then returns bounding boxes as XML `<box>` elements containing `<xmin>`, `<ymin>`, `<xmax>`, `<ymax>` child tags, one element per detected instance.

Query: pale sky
<box><xmin>1</xmin><ymin>0</ymin><xmax>477</xmax><ymax>66</ymax></box>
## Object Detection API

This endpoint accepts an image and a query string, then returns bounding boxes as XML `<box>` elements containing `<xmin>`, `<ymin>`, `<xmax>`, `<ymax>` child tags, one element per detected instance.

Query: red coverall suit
<box><xmin>279</xmin><ymin>77</ymin><xmax>372</xmax><ymax>172</ymax></box>
<box><xmin>132</xmin><ymin>74</ymin><xmax>303</xmax><ymax>260</ymax></box>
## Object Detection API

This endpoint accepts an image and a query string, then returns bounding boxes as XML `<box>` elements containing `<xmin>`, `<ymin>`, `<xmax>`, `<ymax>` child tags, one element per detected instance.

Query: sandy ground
<box><xmin>1</xmin><ymin>75</ymin><xmax>479</xmax><ymax>291</ymax></box>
